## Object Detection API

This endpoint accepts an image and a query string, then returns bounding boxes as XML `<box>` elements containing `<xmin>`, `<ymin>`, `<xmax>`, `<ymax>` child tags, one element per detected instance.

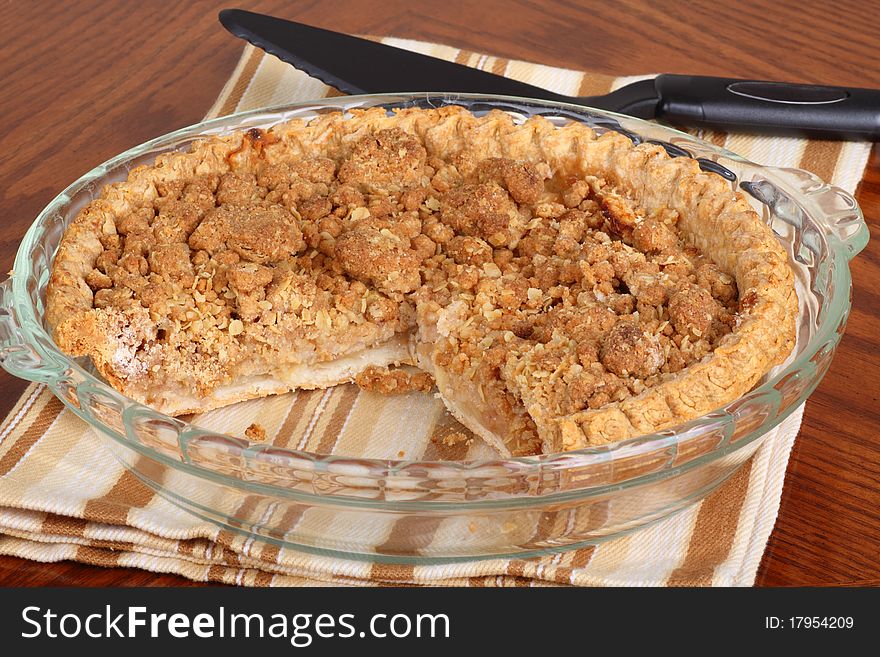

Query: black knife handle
<box><xmin>654</xmin><ymin>74</ymin><xmax>880</xmax><ymax>140</ymax></box>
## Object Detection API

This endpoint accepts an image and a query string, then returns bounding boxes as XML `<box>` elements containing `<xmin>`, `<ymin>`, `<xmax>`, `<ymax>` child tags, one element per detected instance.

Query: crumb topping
<box><xmin>354</xmin><ymin>365</ymin><xmax>435</xmax><ymax>394</ymax></box>
<box><xmin>79</xmin><ymin>126</ymin><xmax>736</xmax><ymax>451</ymax></box>
<box><xmin>244</xmin><ymin>422</ymin><xmax>267</xmax><ymax>441</ymax></box>
<box><xmin>432</xmin><ymin>431</ymin><xmax>473</xmax><ymax>448</ymax></box>
<box><xmin>45</xmin><ymin>108</ymin><xmax>792</xmax><ymax>457</ymax></box>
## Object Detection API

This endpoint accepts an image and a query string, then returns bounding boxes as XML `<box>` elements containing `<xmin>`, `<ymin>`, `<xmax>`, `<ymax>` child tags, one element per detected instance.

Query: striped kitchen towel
<box><xmin>0</xmin><ymin>40</ymin><xmax>871</xmax><ymax>586</ymax></box>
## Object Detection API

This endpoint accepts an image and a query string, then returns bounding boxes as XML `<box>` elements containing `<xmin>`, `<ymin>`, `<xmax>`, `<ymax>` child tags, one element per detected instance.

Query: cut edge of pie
<box><xmin>45</xmin><ymin>106</ymin><xmax>797</xmax><ymax>455</ymax></box>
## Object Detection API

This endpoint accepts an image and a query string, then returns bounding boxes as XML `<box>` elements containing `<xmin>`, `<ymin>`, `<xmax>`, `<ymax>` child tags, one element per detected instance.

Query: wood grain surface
<box><xmin>0</xmin><ymin>0</ymin><xmax>878</xmax><ymax>587</ymax></box>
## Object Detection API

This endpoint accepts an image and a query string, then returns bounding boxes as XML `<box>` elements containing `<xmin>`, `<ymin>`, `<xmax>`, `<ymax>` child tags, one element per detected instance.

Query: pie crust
<box><xmin>46</xmin><ymin>106</ymin><xmax>797</xmax><ymax>456</ymax></box>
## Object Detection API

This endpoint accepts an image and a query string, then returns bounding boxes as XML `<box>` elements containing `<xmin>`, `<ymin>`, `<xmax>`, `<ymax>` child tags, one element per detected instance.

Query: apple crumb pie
<box><xmin>46</xmin><ymin>106</ymin><xmax>797</xmax><ymax>456</ymax></box>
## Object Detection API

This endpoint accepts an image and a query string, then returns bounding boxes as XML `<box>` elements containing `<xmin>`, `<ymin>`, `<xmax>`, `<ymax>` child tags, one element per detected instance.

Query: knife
<box><xmin>219</xmin><ymin>8</ymin><xmax>880</xmax><ymax>141</ymax></box>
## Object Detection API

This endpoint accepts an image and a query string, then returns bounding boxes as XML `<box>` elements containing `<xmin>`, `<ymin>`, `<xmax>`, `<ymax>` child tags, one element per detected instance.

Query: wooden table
<box><xmin>1</xmin><ymin>0</ymin><xmax>878</xmax><ymax>586</ymax></box>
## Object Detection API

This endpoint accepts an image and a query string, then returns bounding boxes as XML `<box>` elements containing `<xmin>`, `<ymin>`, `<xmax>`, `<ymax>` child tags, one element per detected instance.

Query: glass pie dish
<box><xmin>0</xmin><ymin>94</ymin><xmax>867</xmax><ymax>562</ymax></box>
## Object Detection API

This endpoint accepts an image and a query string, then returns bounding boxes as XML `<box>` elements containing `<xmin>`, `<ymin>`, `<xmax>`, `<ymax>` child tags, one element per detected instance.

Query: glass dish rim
<box><xmin>4</xmin><ymin>92</ymin><xmax>863</xmax><ymax>491</ymax></box>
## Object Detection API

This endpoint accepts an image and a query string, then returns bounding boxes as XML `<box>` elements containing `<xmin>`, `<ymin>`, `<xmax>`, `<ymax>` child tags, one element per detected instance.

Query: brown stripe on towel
<box><xmin>271</xmin><ymin>391</ymin><xmax>315</xmax><ymax>448</ymax></box>
<box><xmin>207</xmin><ymin>563</ymin><xmax>231</xmax><ymax>583</ymax></box>
<box><xmin>40</xmin><ymin>513</ymin><xmax>88</xmax><ymax>538</ymax></box>
<box><xmin>218</xmin><ymin>46</ymin><xmax>265</xmax><ymax>117</ymax></box>
<box><xmin>799</xmin><ymin>140</ymin><xmax>843</xmax><ymax>183</ymax></box>
<box><xmin>0</xmin><ymin>383</ymin><xmax>42</xmax><ymax>438</ymax></box>
<box><xmin>706</xmin><ymin>131</ymin><xmax>729</xmax><ymax>148</ymax></box>
<box><xmin>422</xmin><ymin>407</ymin><xmax>472</xmax><ymax>460</ymax></box>
<box><xmin>491</xmin><ymin>57</ymin><xmax>510</xmax><ymax>76</ymax></box>
<box><xmin>80</xmin><ymin>538</ymin><xmax>138</xmax><ymax>553</ymax></box>
<box><xmin>313</xmin><ymin>384</ymin><xmax>360</xmax><ymax>454</ymax></box>
<box><xmin>295</xmin><ymin>389</ymin><xmax>334</xmax><ymax>451</ymax></box>
<box><xmin>227</xmin><ymin>495</ymin><xmax>262</xmax><ymax>531</ymax></box>
<box><xmin>254</xmin><ymin>570</ymin><xmax>275</xmax><ymax>586</ymax></box>
<box><xmin>506</xmin><ymin>559</ymin><xmax>526</xmax><ymax>578</ymax></box>
<box><xmin>551</xmin><ymin>546</ymin><xmax>597</xmax><ymax>584</ymax></box>
<box><xmin>0</xmin><ymin>395</ymin><xmax>63</xmax><ymax>477</ymax></box>
<box><xmin>375</xmin><ymin>516</ymin><xmax>446</xmax><ymax>556</ymax></box>
<box><xmin>82</xmin><ymin>464</ymin><xmax>158</xmax><ymax>525</ymax></box>
<box><xmin>258</xmin><ymin>504</ymin><xmax>309</xmax><ymax>564</ymax></box>
<box><xmin>454</xmin><ymin>49</ymin><xmax>477</xmax><ymax>67</ymax></box>
<box><xmin>576</xmin><ymin>72</ymin><xmax>615</xmax><ymax>98</ymax></box>
<box><xmin>211</xmin><ymin>495</ymin><xmax>264</xmax><ymax>556</ymax></box>
<box><xmin>529</xmin><ymin>508</ymin><xmax>568</xmax><ymax>548</ymax></box>
<box><xmin>369</xmin><ymin>561</ymin><xmax>416</xmax><ymax>584</ymax></box>
<box><xmin>666</xmin><ymin>459</ymin><xmax>754</xmax><ymax>586</ymax></box>
<box><xmin>74</xmin><ymin>545</ymin><xmax>123</xmax><ymax>569</ymax></box>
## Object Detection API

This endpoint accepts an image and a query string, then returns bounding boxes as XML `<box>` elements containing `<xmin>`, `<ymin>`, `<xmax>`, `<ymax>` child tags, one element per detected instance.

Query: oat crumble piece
<box><xmin>354</xmin><ymin>366</ymin><xmax>435</xmax><ymax>394</ymax></box>
<box><xmin>244</xmin><ymin>422</ymin><xmax>267</xmax><ymax>441</ymax></box>
<box><xmin>432</xmin><ymin>431</ymin><xmax>472</xmax><ymax>448</ymax></box>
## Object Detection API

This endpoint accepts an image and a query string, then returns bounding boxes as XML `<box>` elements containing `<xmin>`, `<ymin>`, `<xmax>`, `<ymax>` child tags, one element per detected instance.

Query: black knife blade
<box><xmin>218</xmin><ymin>8</ymin><xmax>661</xmax><ymax>118</ymax></box>
<box><xmin>219</xmin><ymin>8</ymin><xmax>880</xmax><ymax>140</ymax></box>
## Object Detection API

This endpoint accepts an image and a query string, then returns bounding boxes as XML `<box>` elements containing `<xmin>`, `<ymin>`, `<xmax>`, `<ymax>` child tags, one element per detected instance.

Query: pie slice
<box><xmin>46</xmin><ymin>106</ymin><xmax>797</xmax><ymax>455</ymax></box>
